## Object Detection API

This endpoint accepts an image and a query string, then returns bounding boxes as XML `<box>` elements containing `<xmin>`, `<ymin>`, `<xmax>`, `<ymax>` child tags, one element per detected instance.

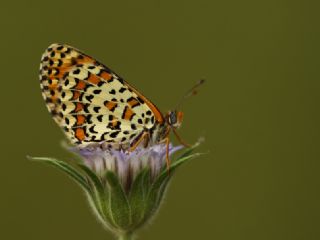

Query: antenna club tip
<box><xmin>174</xmin><ymin>79</ymin><xmax>205</xmax><ymax>109</ymax></box>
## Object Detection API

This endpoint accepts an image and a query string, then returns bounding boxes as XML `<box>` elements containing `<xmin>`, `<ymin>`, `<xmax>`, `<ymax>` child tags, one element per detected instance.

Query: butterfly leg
<box><xmin>129</xmin><ymin>131</ymin><xmax>149</xmax><ymax>152</ymax></box>
<box><xmin>143</xmin><ymin>130</ymin><xmax>150</xmax><ymax>148</ymax></box>
<box><xmin>165</xmin><ymin>136</ymin><xmax>171</xmax><ymax>173</ymax></box>
<box><xmin>172</xmin><ymin>128</ymin><xmax>191</xmax><ymax>148</ymax></box>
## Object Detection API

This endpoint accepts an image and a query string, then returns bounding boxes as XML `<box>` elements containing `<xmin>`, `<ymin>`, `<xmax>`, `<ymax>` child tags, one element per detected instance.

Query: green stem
<box><xmin>118</xmin><ymin>232</ymin><xmax>134</xmax><ymax>240</ymax></box>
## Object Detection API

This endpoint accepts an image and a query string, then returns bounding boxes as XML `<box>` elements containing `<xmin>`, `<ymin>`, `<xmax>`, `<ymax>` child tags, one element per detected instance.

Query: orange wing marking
<box><xmin>122</xmin><ymin>106</ymin><xmax>135</xmax><ymax>120</ymax></box>
<box><xmin>75</xmin><ymin>128</ymin><xmax>85</xmax><ymax>141</ymax></box>
<box><xmin>76</xmin><ymin>115</ymin><xmax>86</xmax><ymax>125</ymax></box>
<box><xmin>87</xmin><ymin>74</ymin><xmax>102</xmax><ymax>85</ymax></box>
<box><xmin>75</xmin><ymin>80</ymin><xmax>86</xmax><ymax>90</ymax></box>
<box><xmin>105</xmin><ymin>101</ymin><xmax>117</xmax><ymax>111</ymax></box>
<box><xmin>100</xmin><ymin>71</ymin><xmax>112</xmax><ymax>81</ymax></box>
<box><xmin>72</xmin><ymin>91</ymin><xmax>81</xmax><ymax>100</ymax></box>
<box><xmin>75</xmin><ymin>102</ymin><xmax>83</xmax><ymax>112</ymax></box>
<box><xmin>126</xmin><ymin>84</ymin><xmax>164</xmax><ymax>123</ymax></box>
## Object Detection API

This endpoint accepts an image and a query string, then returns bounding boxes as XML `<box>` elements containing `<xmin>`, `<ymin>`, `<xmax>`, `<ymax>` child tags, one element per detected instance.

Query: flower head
<box><xmin>30</xmin><ymin>142</ymin><xmax>200</xmax><ymax>239</ymax></box>
<box><xmin>72</xmin><ymin>144</ymin><xmax>183</xmax><ymax>190</ymax></box>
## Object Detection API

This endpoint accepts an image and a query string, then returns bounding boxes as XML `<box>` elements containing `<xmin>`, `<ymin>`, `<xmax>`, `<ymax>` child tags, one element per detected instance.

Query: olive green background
<box><xmin>1</xmin><ymin>0</ymin><xmax>319</xmax><ymax>239</ymax></box>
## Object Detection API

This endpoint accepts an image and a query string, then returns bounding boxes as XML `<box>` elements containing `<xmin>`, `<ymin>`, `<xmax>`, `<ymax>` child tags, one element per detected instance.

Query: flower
<box><xmin>72</xmin><ymin>144</ymin><xmax>183</xmax><ymax>190</ymax></box>
<box><xmin>29</xmin><ymin>142</ymin><xmax>201</xmax><ymax>240</ymax></box>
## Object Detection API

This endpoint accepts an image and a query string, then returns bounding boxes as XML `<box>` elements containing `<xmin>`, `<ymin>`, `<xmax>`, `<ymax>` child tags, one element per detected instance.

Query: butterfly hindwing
<box><xmin>39</xmin><ymin>43</ymin><xmax>163</xmax><ymax>147</ymax></box>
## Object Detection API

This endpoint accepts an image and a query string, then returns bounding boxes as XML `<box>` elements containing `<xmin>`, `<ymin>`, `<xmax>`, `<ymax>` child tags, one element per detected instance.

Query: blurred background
<box><xmin>1</xmin><ymin>0</ymin><xmax>319</xmax><ymax>239</ymax></box>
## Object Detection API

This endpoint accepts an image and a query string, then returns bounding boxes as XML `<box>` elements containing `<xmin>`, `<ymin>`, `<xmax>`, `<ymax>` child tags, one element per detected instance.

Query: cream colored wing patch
<box><xmin>39</xmin><ymin>43</ymin><xmax>159</xmax><ymax>147</ymax></box>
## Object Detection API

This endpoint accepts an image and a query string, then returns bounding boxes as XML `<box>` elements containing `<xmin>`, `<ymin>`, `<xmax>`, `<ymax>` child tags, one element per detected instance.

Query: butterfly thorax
<box><xmin>149</xmin><ymin>122</ymin><xmax>170</xmax><ymax>144</ymax></box>
<box><xmin>148</xmin><ymin>110</ymin><xmax>184</xmax><ymax>145</ymax></box>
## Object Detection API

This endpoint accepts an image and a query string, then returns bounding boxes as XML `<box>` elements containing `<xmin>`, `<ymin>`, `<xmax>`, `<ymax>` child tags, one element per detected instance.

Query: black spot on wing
<box><xmin>73</xmin><ymin>69</ymin><xmax>80</xmax><ymax>75</ymax></box>
<box><xmin>89</xmin><ymin>125</ymin><xmax>98</xmax><ymax>134</ymax></box>
<box><xmin>119</xmin><ymin>87</ymin><xmax>127</xmax><ymax>93</ymax></box>
<box><xmin>77</xmin><ymin>55</ymin><xmax>84</xmax><ymax>60</ymax></box>
<box><xmin>87</xmin><ymin>115</ymin><xmax>93</xmax><ymax>124</ymax></box>
<box><xmin>85</xmin><ymin>95</ymin><xmax>94</xmax><ymax>103</ymax></box>
<box><xmin>130</xmin><ymin>133</ymin><xmax>137</xmax><ymax>139</ymax></box>
<box><xmin>93</xmin><ymin>107</ymin><xmax>100</xmax><ymax>113</ymax></box>
<box><xmin>93</xmin><ymin>89</ymin><xmax>102</xmax><ymax>94</ymax></box>
<box><xmin>118</xmin><ymin>77</ymin><xmax>124</xmax><ymax>84</ymax></box>
<box><xmin>126</xmin><ymin>97</ymin><xmax>134</xmax><ymax>103</ymax></box>
<box><xmin>65</xmin><ymin>48</ymin><xmax>71</xmax><ymax>54</ymax></box>
<box><xmin>137</xmin><ymin>96</ymin><xmax>145</xmax><ymax>104</ymax></box>
<box><xmin>97</xmin><ymin>81</ymin><xmax>104</xmax><ymax>87</ymax></box>
<box><xmin>57</xmin><ymin>59</ymin><xmax>63</xmax><ymax>66</ymax></box>
<box><xmin>97</xmin><ymin>115</ymin><xmax>103</xmax><ymax>122</ymax></box>
<box><xmin>107</xmin><ymin>121</ymin><xmax>121</xmax><ymax>130</ymax></box>
<box><xmin>83</xmin><ymin>104</ymin><xmax>90</xmax><ymax>113</ymax></box>
<box><xmin>109</xmin><ymin>131</ymin><xmax>120</xmax><ymax>138</ymax></box>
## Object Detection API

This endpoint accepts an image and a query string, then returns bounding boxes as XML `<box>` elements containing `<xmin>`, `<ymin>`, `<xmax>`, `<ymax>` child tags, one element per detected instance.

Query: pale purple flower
<box><xmin>71</xmin><ymin>144</ymin><xmax>183</xmax><ymax>190</ymax></box>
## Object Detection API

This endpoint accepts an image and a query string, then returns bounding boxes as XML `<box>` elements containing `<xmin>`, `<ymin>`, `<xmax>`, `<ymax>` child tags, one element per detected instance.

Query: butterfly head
<box><xmin>166</xmin><ymin>110</ymin><xmax>184</xmax><ymax>129</ymax></box>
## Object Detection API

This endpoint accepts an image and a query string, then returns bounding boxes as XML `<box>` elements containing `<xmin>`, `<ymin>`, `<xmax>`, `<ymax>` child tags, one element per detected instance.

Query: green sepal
<box><xmin>77</xmin><ymin>164</ymin><xmax>104</xmax><ymax>194</ymax></box>
<box><xmin>106</xmin><ymin>171</ymin><xmax>131</xmax><ymax>230</ymax></box>
<box><xmin>28</xmin><ymin>156</ymin><xmax>91</xmax><ymax>194</ymax></box>
<box><xmin>140</xmin><ymin>172</ymin><xmax>169</xmax><ymax>226</ymax></box>
<box><xmin>155</xmin><ymin>176</ymin><xmax>171</xmax><ymax>210</ymax></box>
<box><xmin>77</xmin><ymin>164</ymin><xmax>117</xmax><ymax>229</ymax></box>
<box><xmin>177</xmin><ymin>143</ymin><xmax>199</xmax><ymax>160</ymax></box>
<box><xmin>128</xmin><ymin>168</ymin><xmax>150</xmax><ymax>229</ymax></box>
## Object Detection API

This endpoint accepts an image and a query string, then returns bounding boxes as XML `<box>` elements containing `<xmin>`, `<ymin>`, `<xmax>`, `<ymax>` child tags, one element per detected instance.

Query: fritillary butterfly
<box><xmin>39</xmin><ymin>43</ymin><xmax>201</xmax><ymax>167</ymax></box>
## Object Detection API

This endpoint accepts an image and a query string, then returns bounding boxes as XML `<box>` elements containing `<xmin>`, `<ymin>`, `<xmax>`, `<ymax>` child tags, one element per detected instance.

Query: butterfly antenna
<box><xmin>175</xmin><ymin>79</ymin><xmax>205</xmax><ymax>109</ymax></box>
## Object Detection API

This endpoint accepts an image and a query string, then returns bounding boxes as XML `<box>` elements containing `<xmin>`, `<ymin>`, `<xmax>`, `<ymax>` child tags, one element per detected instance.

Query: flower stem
<box><xmin>118</xmin><ymin>232</ymin><xmax>134</xmax><ymax>240</ymax></box>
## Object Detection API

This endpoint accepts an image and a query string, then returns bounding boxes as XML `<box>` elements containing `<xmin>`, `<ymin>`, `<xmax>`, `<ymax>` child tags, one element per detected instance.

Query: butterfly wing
<box><xmin>39</xmin><ymin>43</ymin><xmax>164</xmax><ymax>147</ymax></box>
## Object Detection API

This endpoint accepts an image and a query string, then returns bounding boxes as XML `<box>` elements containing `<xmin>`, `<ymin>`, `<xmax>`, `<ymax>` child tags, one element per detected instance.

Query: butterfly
<box><xmin>39</xmin><ymin>43</ymin><xmax>203</xmax><ymax>168</ymax></box>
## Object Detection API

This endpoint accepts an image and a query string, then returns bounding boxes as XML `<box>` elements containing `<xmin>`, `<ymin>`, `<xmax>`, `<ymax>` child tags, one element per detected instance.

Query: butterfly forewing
<box><xmin>39</xmin><ymin>43</ymin><xmax>163</xmax><ymax>147</ymax></box>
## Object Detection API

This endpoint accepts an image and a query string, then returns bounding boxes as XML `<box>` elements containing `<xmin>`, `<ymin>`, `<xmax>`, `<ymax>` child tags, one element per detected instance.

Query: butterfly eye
<box><xmin>168</xmin><ymin>111</ymin><xmax>177</xmax><ymax>126</ymax></box>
